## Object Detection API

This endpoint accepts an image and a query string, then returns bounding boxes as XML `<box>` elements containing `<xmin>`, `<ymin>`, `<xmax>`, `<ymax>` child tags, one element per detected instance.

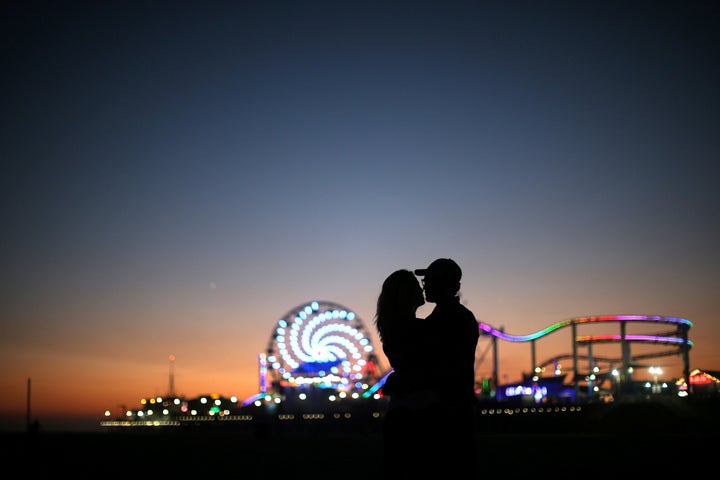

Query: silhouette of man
<box><xmin>414</xmin><ymin>258</ymin><xmax>479</xmax><ymax>471</ymax></box>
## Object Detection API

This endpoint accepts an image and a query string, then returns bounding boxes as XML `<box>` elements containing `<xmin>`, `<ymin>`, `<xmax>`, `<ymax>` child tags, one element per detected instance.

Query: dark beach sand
<box><xmin>3</xmin><ymin>430</ymin><xmax>716</xmax><ymax>478</ymax></box>
<box><xmin>3</xmin><ymin>399</ymin><xmax>718</xmax><ymax>478</ymax></box>
<box><xmin>2</xmin><ymin>429</ymin><xmax>717</xmax><ymax>478</ymax></box>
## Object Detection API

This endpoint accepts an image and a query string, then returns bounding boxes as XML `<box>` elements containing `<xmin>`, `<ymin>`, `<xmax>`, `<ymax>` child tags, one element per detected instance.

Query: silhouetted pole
<box><xmin>587</xmin><ymin>342</ymin><xmax>594</xmax><ymax>401</ymax></box>
<box><xmin>168</xmin><ymin>354</ymin><xmax>176</xmax><ymax>397</ymax></box>
<box><xmin>680</xmin><ymin>323</ymin><xmax>691</xmax><ymax>394</ymax></box>
<box><xmin>572</xmin><ymin>322</ymin><xmax>579</xmax><ymax>401</ymax></box>
<box><xmin>620</xmin><ymin>321</ymin><xmax>631</xmax><ymax>394</ymax></box>
<box><xmin>530</xmin><ymin>339</ymin><xmax>536</xmax><ymax>379</ymax></box>
<box><xmin>492</xmin><ymin>331</ymin><xmax>499</xmax><ymax>400</ymax></box>
<box><xmin>26</xmin><ymin>377</ymin><xmax>31</xmax><ymax>430</ymax></box>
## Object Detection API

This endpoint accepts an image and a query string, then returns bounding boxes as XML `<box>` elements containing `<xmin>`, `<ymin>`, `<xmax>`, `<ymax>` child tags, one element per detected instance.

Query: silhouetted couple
<box><xmin>374</xmin><ymin>258</ymin><xmax>480</xmax><ymax>477</ymax></box>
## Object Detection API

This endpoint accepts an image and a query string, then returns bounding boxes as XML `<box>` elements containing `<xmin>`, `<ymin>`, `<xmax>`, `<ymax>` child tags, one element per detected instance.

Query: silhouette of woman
<box><xmin>374</xmin><ymin>269</ymin><xmax>440</xmax><ymax>477</ymax></box>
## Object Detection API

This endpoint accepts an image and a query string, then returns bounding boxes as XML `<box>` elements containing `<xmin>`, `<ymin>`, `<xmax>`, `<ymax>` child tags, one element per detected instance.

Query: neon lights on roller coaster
<box><xmin>362</xmin><ymin>370</ymin><xmax>390</xmax><ymax>398</ymax></box>
<box><xmin>576</xmin><ymin>335</ymin><xmax>694</xmax><ymax>346</ymax></box>
<box><xmin>478</xmin><ymin>315</ymin><xmax>693</xmax><ymax>342</ymax></box>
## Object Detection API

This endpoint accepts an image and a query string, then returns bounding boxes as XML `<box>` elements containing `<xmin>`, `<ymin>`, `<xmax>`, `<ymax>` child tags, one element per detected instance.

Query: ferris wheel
<box><xmin>263</xmin><ymin>300</ymin><xmax>380</xmax><ymax>396</ymax></box>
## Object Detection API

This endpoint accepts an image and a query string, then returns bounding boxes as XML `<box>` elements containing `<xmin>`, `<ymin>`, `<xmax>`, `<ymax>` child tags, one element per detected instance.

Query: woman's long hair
<box><xmin>374</xmin><ymin>269</ymin><xmax>424</xmax><ymax>343</ymax></box>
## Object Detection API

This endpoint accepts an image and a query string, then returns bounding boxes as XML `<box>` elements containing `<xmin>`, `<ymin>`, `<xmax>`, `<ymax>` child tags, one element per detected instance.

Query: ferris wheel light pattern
<box><xmin>266</xmin><ymin>300</ymin><xmax>376</xmax><ymax>392</ymax></box>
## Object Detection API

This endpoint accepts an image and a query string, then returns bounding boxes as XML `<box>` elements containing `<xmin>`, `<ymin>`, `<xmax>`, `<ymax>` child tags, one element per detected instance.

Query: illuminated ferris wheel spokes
<box><xmin>266</xmin><ymin>300</ymin><xmax>376</xmax><ymax>392</ymax></box>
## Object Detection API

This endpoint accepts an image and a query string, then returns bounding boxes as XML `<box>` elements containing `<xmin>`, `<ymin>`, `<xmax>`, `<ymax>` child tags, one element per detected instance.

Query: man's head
<box><xmin>414</xmin><ymin>258</ymin><xmax>461</xmax><ymax>302</ymax></box>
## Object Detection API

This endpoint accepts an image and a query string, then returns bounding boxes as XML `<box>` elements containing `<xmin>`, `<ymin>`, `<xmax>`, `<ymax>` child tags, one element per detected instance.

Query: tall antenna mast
<box><xmin>168</xmin><ymin>355</ymin><xmax>176</xmax><ymax>396</ymax></box>
<box><xmin>26</xmin><ymin>377</ymin><xmax>31</xmax><ymax>429</ymax></box>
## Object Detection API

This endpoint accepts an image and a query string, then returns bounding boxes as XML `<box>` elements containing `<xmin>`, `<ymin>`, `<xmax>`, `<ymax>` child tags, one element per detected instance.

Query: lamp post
<box><xmin>649</xmin><ymin>366</ymin><xmax>662</xmax><ymax>394</ymax></box>
<box><xmin>611</xmin><ymin>368</ymin><xmax>620</xmax><ymax>398</ymax></box>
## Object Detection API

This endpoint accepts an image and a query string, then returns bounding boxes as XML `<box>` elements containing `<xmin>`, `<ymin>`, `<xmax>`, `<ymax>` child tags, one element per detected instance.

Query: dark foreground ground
<box><xmin>3</xmin><ymin>429</ymin><xmax>716</xmax><ymax>478</ymax></box>
<box><xmin>3</xmin><ymin>399</ymin><xmax>719</xmax><ymax>478</ymax></box>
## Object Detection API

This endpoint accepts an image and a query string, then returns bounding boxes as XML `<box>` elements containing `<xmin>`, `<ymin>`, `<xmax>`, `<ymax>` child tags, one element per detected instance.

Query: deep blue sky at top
<box><xmin>3</xmin><ymin>1</ymin><xmax>717</xmax><ymax>277</ymax></box>
<box><xmin>1</xmin><ymin>0</ymin><xmax>719</xmax><ymax>409</ymax></box>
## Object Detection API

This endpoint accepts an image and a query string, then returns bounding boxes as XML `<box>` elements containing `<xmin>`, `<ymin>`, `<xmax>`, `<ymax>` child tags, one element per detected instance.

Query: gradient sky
<box><xmin>2</xmin><ymin>1</ymin><xmax>718</xmax><ymax>432</ymax></box>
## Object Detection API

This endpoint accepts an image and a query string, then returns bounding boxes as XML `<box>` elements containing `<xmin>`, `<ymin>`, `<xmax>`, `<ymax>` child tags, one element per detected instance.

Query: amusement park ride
<box><xmin>101</xmin><ymin>299</ymin><xmax>696</xmax><ymax>428</ymax></box>
<box><xmin>250</xmin><ymin>300</ymin><xmax>382</xmax><ymax>404</ymax></box>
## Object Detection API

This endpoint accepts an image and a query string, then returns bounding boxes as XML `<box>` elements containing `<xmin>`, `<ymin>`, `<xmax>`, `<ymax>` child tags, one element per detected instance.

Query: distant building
<box><xmin>681</xmin><ymin>368</ymin><xmax>720</xmax><ymax>397</ymax></box>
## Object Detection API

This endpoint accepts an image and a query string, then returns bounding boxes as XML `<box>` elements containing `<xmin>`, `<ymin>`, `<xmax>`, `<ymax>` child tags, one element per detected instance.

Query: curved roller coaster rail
<box><xmin>476</xmin><ymin>314</ymin><xmax>693</xmax><ymax>401</ymax></box>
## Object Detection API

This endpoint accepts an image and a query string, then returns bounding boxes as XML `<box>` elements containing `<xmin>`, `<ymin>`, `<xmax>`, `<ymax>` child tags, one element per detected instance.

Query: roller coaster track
<box><xmin>478</xmin><ymin>314</ymin><xmax>693</xmax><ymax>343</ymax></box>
<box><xmin>476</xmin><ymin>314</ymin><xmax>693</xmax><ymax>398</ymax></box>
